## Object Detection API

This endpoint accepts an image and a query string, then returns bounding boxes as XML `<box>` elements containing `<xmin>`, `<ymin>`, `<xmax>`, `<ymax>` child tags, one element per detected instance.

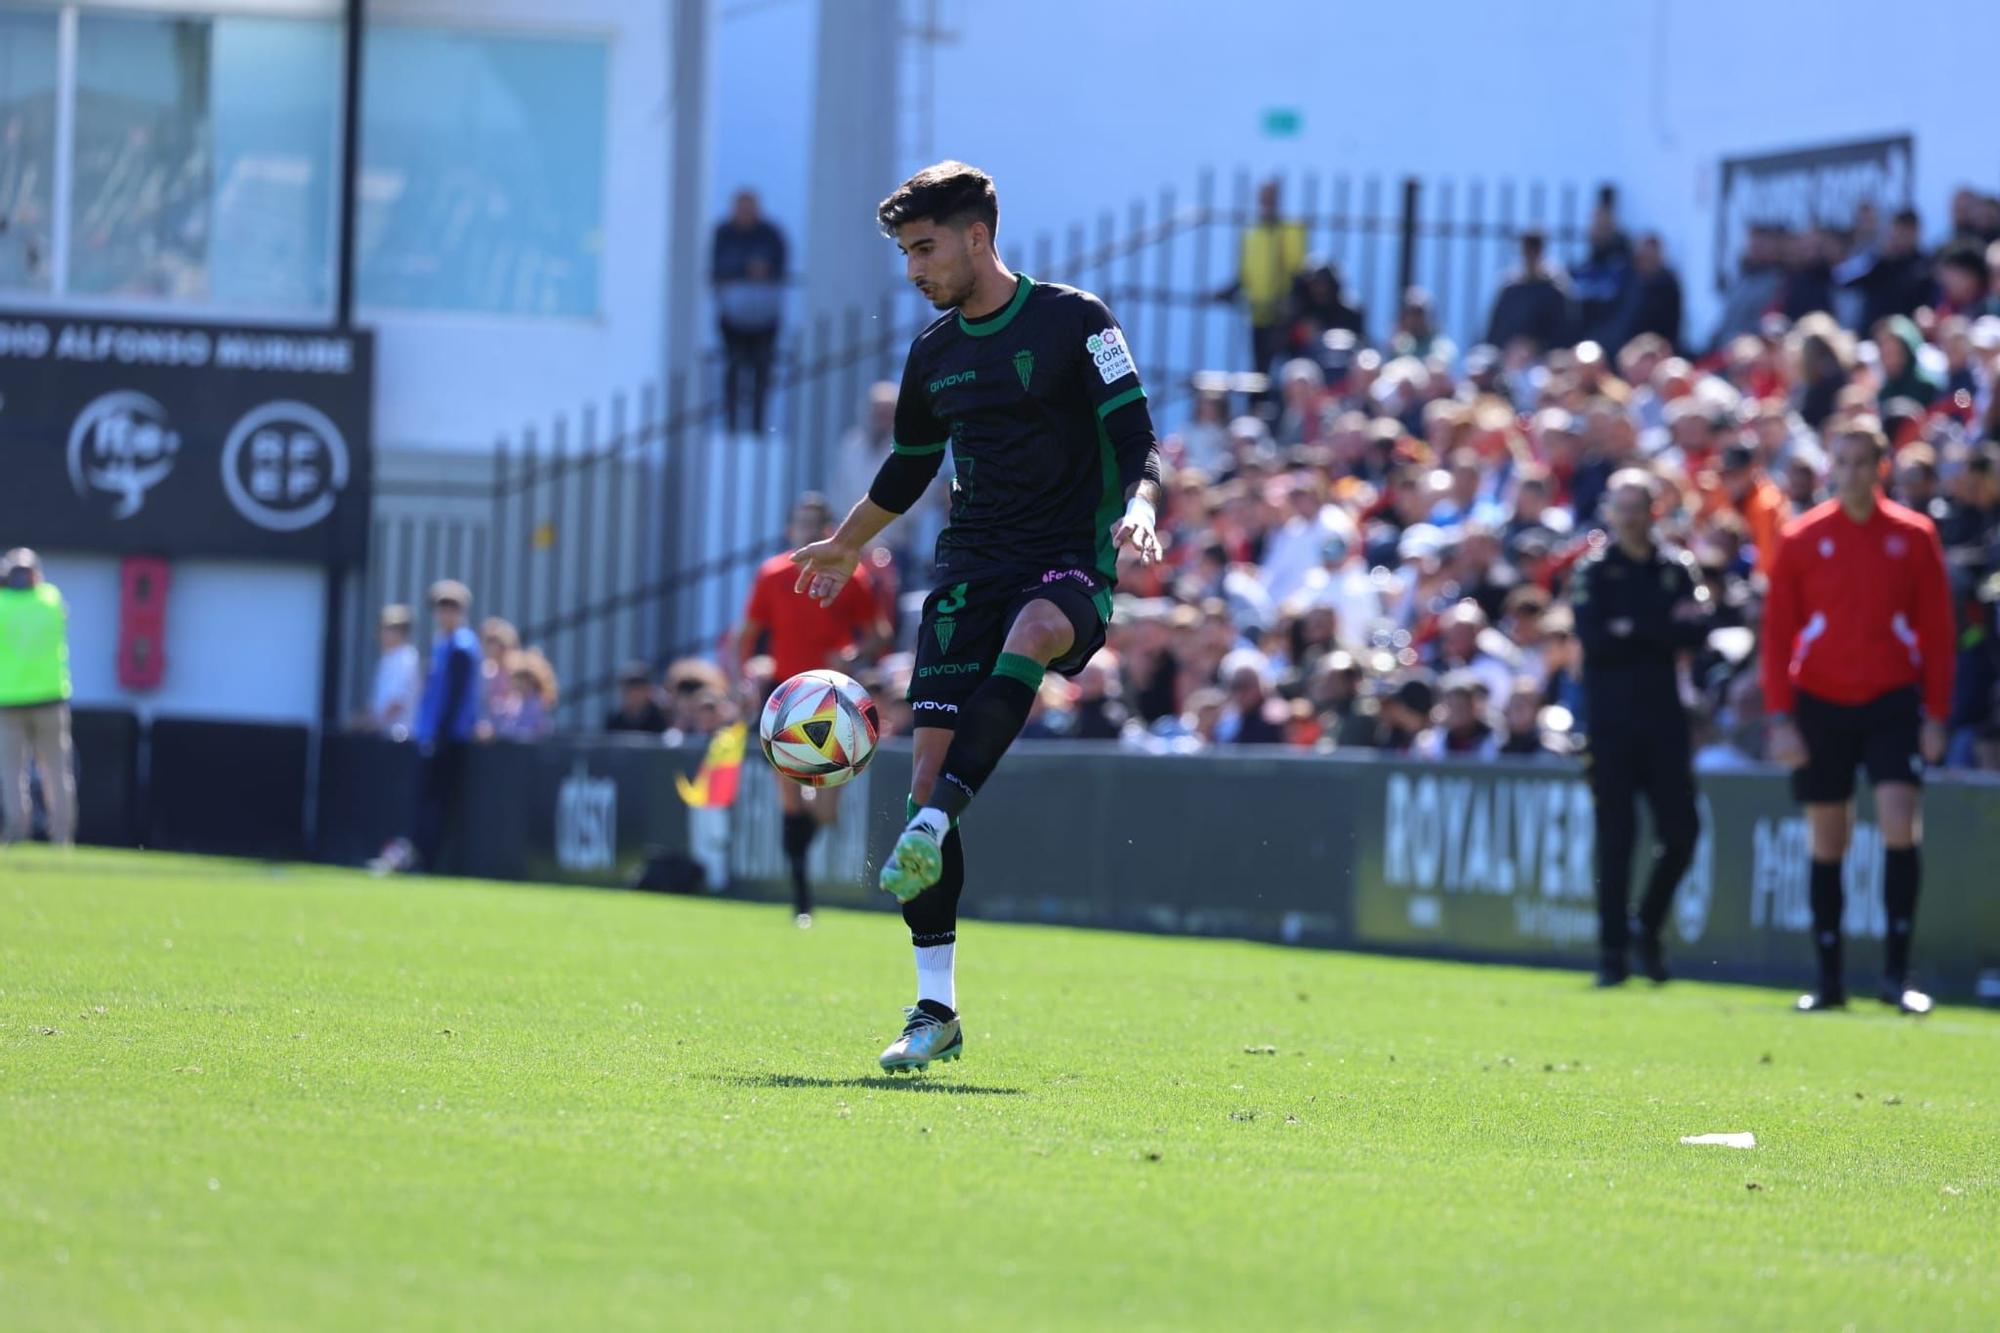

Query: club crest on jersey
<box><xmin>1086</xmin><ymin>327</ymin><xmax>1135</xmax><ymax>384</ymax></box>
<box><xmin>1013</xmin><ymin>348</ymin><xmax>1034</xmax><ymax>389</ymax></box>
<box><xmin>1885</xmin><ymin>535</ymin><xmax>1907</xmax><ymax>557</ymax></box>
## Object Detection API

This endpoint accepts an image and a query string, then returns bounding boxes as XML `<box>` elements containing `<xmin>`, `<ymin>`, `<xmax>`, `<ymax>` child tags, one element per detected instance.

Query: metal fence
<box><xmin>343</xmin><ymin>167</ymin><xmax>1603</xmax><ymax>731</ymax></box>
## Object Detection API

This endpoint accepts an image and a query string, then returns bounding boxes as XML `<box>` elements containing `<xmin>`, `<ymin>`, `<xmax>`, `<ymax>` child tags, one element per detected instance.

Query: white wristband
<box><xmin>1123</xmin><ymin>496</ymin><xmax>1156</xmax><ymax>527</ymax></box>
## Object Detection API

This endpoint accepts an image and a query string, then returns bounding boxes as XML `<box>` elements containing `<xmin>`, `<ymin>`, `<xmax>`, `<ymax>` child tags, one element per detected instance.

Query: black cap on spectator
<box><xmin>1391</xmin><ymin>676</ymin><xmax>1436</xmax><ymax>716</ymax></box>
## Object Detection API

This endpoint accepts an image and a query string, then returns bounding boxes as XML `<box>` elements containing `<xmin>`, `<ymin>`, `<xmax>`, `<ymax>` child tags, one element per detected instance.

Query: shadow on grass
<box><xmin>718</xmin><ymin>1072</ymin><xmax>1027</xmax><ymax>1096</ymax></box>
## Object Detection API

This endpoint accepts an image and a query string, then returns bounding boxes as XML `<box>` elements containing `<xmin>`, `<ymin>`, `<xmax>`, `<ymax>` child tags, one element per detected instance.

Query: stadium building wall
<box><xmin>725</xmin><ymin>0</ymin><xmax>2000</xmax><ymax>345</ymax></box>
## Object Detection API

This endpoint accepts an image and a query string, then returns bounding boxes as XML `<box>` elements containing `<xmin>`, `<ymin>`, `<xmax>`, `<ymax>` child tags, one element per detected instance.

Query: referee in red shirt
<box><xmin>733</xmin><ymin>493</ymin><xmax>891</xmax><ymax>925</ymax></box>
<box><xmin>1762</xmin><ymin>419</ymin><xmax>1954</xmax><ymax>1014</ymax></box>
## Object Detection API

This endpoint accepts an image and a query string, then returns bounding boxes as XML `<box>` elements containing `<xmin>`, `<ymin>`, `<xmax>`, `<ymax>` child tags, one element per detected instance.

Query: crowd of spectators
<box><xmin>371</xmin><ymin>186</ymin><xmax>2000</xmax><ymax>776</ymax></box>
<box><xmin>820</xmin><ymin>185</ymin><xmax>2000</xmax><ymax>772</ymax></box>
<box><xmin>359</xmin><ymin>596</ymin><xmax>750</xmax><ymax>750</ymax></box>
<box><xmin>358</xmin><ymin>603</ymin><xmax>567</xmax><ymax>746</ymax></box>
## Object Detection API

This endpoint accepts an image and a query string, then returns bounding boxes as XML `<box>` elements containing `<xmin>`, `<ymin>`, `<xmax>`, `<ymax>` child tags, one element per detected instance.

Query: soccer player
<box><xmin>734</xmin><ymin>492</ymin><xmax>890</xmax><ymax>928</ymax></box>
<box><xmin>1762</xmin><ymin>420</ymin><xmax>1954</xmax><ymax>1015</ymax></box>
<box><xmin>790</xmin><ymin>162</ymin><xmax>1164</xmax><ymax>1071</ymax></box>
<box><xmin>1570</xmin><ymin>469</ymin><xmax>1710</xmax><ymax>987</ymax></box>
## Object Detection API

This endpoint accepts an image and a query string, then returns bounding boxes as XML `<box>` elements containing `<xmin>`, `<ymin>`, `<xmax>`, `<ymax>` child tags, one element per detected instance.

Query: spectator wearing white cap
<box><xmin>1426</xmin><ymin>600</ymin><xmax>1516</xmax><ymax>704</ymax></box>
<box><xmin>365</xmin><ymin>605</ymin><xmax>421</xmax><ymax>738</ymax></box>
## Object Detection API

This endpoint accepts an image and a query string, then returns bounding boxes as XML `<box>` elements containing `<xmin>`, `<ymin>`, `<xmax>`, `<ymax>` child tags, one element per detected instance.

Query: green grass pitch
<box><xmin>4</xmin><ymin>846</ymin><xmax>1996</xmax><ymax>1330</ymax></box>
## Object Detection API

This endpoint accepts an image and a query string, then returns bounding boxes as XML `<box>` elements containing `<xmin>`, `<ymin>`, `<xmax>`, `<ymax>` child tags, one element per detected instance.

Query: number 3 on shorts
<box><xmin>936</xmin><ymin>583</ymin><xmax>968</xmax><ymax>614</ymax></box>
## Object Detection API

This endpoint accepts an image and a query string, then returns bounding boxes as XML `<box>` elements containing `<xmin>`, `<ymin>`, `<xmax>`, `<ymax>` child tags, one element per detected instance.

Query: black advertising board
<box><xmin>1714</xmin><ymin>134</ymin><xmax>1914</xmax><ymax>293</ymax></box>
<box><xmin>297</xmin><ymin>736</ymin><xmax>2000</xmax><ymax>1004</ymax></box>
<box><xmin>0</xmin><ymin>312</ymin><xmax>372</xmax><ymax>562</ymax></box>
<box><xmin>1347</xmin><ymin>758</ymin><xmax>2000</xmax><ymax>1001</ymax></box>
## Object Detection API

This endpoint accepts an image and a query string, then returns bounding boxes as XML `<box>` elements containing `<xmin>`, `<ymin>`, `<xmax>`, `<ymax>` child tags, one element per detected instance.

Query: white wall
<box><xmin>43</xmin><ymin>553</ymin><xmax>327</xmax><ymax>725</ymax></box>
<box><xmin>1622</xmin><ymin>0</ymin><xmax>2000</xmax><ymax>341</ymax></box>
<box><xmin>363</xmin><ymin>0</ymin><xmax>673</xmax><ymax>451</ymax></box>
<box><xmin>711</xmin><ymin>0</ymin><xmax>816</xmax><ymax>263</ymax></box>
<box><xmin>926</xmin><ymin>0</ymin><xmax>1631</xmax><ymax>235</ymax></box>
<box><xmin>721</xmin><ymin>0</ymin><xmax>2000</xmax><ymax>350</ymax></box>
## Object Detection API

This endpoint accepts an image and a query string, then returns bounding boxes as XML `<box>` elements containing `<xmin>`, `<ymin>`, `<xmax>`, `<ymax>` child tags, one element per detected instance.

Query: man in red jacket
<box><xmin>1762</xmin><ymin>419</ymin><xmax>1953</xmax><ymax>1014</ymax></box>
<box><xmin>734</xmin><ymin>493</ymin><xmax>891</xmax><ymax>926</ymax></box>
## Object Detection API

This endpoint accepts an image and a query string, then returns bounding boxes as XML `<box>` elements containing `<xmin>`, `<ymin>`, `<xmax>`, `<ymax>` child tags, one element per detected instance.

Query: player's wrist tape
<box><xmin>1122</xmin><ymin>497</ymin><xmax>1156</xmax><ymax>528</ymax></box>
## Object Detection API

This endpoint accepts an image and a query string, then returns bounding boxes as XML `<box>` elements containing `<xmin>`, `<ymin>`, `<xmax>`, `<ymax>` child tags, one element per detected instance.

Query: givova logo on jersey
<box><xmin>1086</xmin><ymin>328</ymin><xmax>1135</xmax><ymax>384</ymax></box>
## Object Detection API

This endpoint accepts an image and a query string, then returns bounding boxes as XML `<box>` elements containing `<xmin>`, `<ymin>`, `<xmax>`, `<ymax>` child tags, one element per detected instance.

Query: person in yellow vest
<box><xmin>0</xmin><ymin>548</ymin><xmax>76</xmax><ymax>846</ymax></box>
<box><xmin>1225</xmin><ymin>178</ymin><xmax>1307</xmax><ymax>380</ymax></box>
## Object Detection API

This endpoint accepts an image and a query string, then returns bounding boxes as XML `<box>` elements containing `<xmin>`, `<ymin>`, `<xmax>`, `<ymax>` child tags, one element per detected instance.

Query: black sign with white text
<box><xmin>0</xmin><ymin>312</ymin><xmax>372</xmax><ymax>562</ymax></box>
<box><xmin>1714</xmin><ymin>134</ymin><xmax>1915</xmax><ymax>293</ymax></box>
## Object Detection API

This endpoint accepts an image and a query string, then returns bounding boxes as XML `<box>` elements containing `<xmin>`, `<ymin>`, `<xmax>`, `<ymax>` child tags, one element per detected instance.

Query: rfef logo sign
<box><xmin>0</xmin><ymin>312</ymin><xmax>372</xmax><ymax>562</ymax></box>
<box><xmin>222</xmin><ymin>400</ymin><xmax>352</xmax><ymax>532</ymax></box>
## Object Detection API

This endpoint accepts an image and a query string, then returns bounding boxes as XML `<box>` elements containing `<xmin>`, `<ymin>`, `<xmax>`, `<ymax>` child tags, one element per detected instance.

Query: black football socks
<box><xmin>928</xmin><ymin>653</ymin><xmax>1045</xmax><ymax>822</ymax></box>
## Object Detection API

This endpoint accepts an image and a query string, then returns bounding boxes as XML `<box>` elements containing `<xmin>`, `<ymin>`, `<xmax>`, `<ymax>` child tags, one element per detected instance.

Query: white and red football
<box><xmin>758</xmin><ymin>669</ymin><xmax>881</xmax><ymax>788</ymax></box>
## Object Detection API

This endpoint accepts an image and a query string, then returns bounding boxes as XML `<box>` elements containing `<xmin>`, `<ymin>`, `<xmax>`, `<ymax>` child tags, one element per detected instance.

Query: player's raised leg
<box><xmin>880</xmin><ymin>725</ymin><xmax>966</xmax><ymax>1072</ymax></box>
<box><xmin>880</xmin><ymin>600</ymin><xmax>1072</xmax><ymax>902</ymax></box>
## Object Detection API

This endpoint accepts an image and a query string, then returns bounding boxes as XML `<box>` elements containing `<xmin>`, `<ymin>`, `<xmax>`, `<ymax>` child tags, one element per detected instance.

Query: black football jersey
<box><xmin>891</xmin><ymin>275</ymin><xmax>1148</xmax><ymax>582</ymax></box>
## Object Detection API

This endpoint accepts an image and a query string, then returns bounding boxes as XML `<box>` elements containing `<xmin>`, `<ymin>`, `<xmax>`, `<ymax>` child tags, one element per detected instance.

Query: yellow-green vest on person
<box><xmin>1237</xmin><ymin>219</ymin><xmax>1307</xmax><ymax>326</ymax></box>
<box><xmin>0</xmin><ymin>583</ymin><xmax>72</xmax><ymax>707</ymax></box>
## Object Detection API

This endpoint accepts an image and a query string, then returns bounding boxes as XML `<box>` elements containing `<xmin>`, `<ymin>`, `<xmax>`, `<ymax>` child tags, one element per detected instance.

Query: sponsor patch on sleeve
<box><xmin>1086</xmin><ymin>327</ymin><xmax>1136</xmax><ymax>385</ymax></box>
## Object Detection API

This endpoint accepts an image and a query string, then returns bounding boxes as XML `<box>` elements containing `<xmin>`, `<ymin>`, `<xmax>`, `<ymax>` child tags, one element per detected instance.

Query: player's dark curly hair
<box><xmin>877</xmin><ymin>161</ymin><xmax>998</xmax><ymax>239</ymax></box>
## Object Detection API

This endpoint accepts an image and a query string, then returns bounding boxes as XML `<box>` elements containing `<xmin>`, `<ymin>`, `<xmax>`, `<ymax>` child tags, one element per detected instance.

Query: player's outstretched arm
<box><xmin>1078</xmin><ymin>295</ymin><xmax>1164</xmax><ymax>566</ymax></box>
<box><xmin>792</xmin><ymin>497</ymin><xmax>897</xmax><ymax>608</ymax></box>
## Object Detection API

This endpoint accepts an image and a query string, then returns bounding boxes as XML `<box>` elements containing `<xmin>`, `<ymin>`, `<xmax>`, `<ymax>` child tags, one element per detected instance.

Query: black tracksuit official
<box><xmin>1568</xmin><ymin>528</ymin><xmax>1711</xmax><ymax>982</ymax></box>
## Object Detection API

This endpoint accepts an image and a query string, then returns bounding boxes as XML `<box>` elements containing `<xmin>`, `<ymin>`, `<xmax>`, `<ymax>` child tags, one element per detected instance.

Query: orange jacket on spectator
<box><xmin>1736</xmin><ymin>477</ymin><xmax>1790</xmax><ymax>576</ymax></box>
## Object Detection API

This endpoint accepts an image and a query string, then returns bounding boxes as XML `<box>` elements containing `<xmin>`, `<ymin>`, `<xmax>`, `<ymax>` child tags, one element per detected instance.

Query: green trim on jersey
<box><xmin>892</xmin><ymin>438</ymin><xmax>950</xmax><ymax>456</ymax></box>
<box><xmin>957</xmin><ymin>274</ymin><xmax>1034</xmax><ymax>338</ymax></box>
<box><xmin>1092</xmin><ymin>418</ymin><xmax>1123</xmax><ymax>581</ymax></box>
<box><xmin>1095</xmin><ymin>385</ymin><xmax>1146</xmax><ymax>419</ymax></box>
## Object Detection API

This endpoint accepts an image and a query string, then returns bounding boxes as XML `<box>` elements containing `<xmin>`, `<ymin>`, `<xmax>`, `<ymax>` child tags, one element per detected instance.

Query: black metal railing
<box><xmin>345</xmin><ymin>167</ymin><xmax>1601</xmax><ymax>730</ymax></box>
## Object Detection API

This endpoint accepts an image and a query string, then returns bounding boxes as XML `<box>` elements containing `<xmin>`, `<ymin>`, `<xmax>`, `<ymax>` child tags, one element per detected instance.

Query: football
<box><xmin>758</xmin><ymin>669</ymin><xmax>881</xmax><ymax>788</ymax></box>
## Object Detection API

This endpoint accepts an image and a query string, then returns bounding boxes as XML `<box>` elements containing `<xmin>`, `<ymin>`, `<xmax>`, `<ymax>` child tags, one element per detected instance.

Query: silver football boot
<box><xmin>878</xmin><ymin>1003</ymin><xmax>963</xmax><ymax>1073</ymax></box>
